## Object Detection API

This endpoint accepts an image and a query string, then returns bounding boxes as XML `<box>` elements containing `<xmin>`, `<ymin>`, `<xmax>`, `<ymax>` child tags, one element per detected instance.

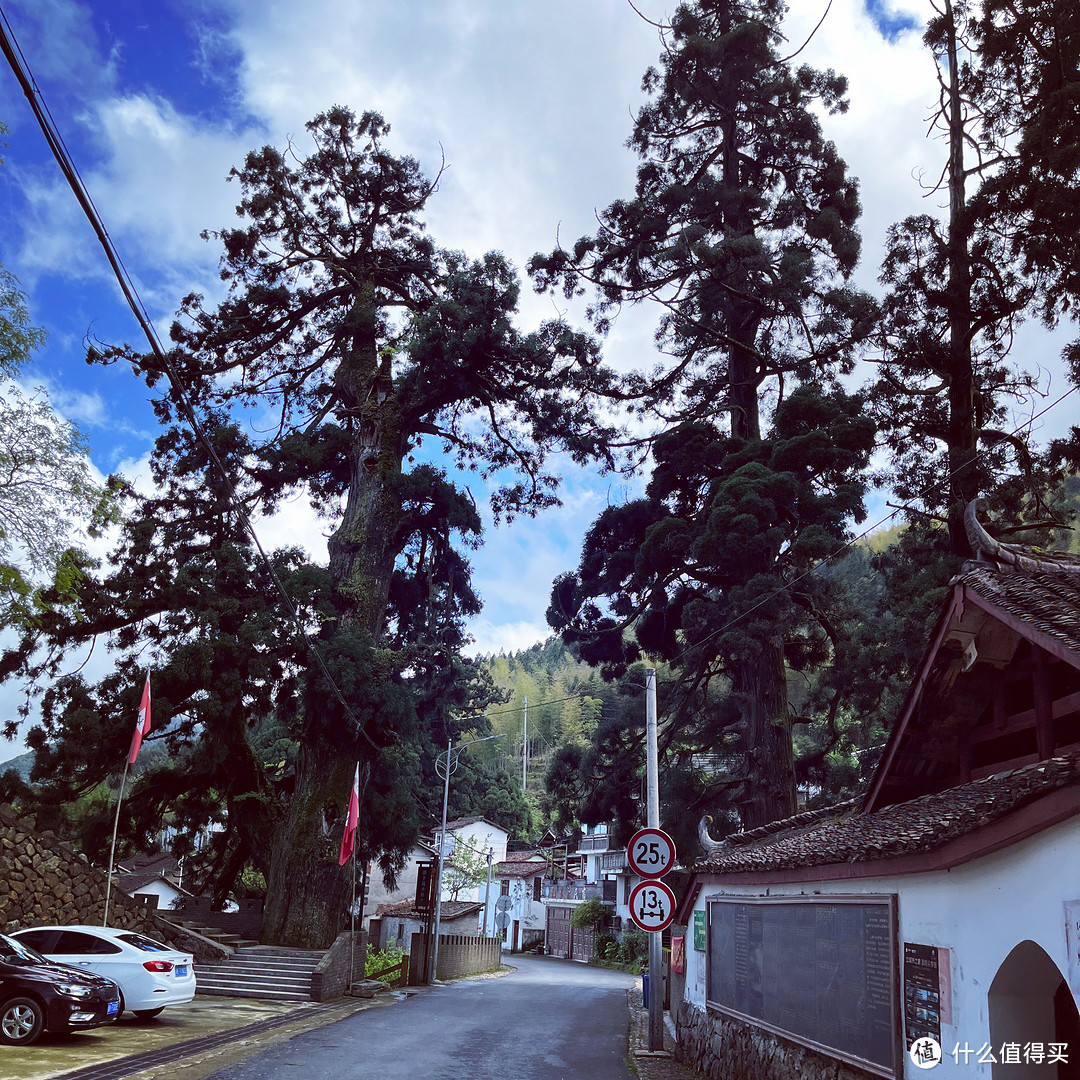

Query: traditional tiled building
<box><xmin>674</xmin><ymin>503</ymin><xmax>1080</xmax><ymax>1079</ymax></box>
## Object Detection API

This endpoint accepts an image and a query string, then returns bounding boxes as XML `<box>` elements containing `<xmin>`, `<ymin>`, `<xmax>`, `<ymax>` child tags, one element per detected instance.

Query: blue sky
<box><xmin>0</xmin><ymin>0</ymin><xmax>1074</xmax><ymax>759</ymax></box>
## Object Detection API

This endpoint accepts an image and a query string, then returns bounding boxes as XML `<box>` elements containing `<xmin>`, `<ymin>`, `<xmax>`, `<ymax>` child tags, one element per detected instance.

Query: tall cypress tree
<box><xmin>531</xmin><ymin>0</ymin><xmax>876</xmax><ymax>829</ymax></box>
<box><xmin>871</xmin><ymin>0</ymin><xmax>1053</xmax><ymax>555</ymax></box>
<box><xmin>5</xmin><ymin>107</ymin><xmax>618</xmax><ymax>947</ymax></box>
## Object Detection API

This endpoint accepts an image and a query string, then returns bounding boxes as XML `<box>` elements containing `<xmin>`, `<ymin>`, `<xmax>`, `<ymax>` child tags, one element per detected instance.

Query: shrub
<box><xmin>594</xmin><ymin>931</ymin><xmax>618</xmax><ymax>960</ymax></box>
<box><xmin>617</xmin><ymin>927</ymin><xmax>648</xmax><ymax>968</ymax></box>
<box><xmin>571</xmin><ymin>896</ymin><xmax>606</xmax><ymax>930</ymax></box>
<box><xmin>365</xmin><ymin>943</ymin><xmax>405</xmax><ymax>983</ymax></box>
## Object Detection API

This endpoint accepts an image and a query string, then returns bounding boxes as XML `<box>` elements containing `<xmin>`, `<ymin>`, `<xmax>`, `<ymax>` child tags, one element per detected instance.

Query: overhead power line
<box><xmin>0</xmin><ymin>8</ymin><xmax>380</xmax><ymax>748</ymax></box>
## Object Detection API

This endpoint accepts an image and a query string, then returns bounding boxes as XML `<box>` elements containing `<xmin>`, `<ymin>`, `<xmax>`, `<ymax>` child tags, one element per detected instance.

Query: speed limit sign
<box><xmin>627</xmin><ymin>827</ymin><xmax>677</xmax><ymax>878</ymax></box>
<box><xmin>628</xmin><ymin>879</ymin><xmax>677</xmax><ymax>933</ymax></box>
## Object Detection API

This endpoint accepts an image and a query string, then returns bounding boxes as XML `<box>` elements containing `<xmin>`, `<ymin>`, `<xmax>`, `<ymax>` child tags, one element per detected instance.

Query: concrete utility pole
<box><xmin>483</xmin><ymin>847</ymin><xmax>494</xmax><ymax>935</ymax></box>
<box><xmin>522</xmin><ymin>696</ymin><xmax>528</xmax><ymax>790</ymax></box>
<box><xmin>430</xmin><ymin>733</ymin><xmax>503</xmax><ymax>983</ymax></box>
<box><xmin>646</xmin><ymin>668</ymin><xmax>664</xmax><ymax>1052</ymax></box>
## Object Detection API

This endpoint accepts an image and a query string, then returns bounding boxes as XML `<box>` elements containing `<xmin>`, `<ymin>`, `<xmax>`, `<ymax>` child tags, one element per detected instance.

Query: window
<box><xmin>115</xmin><ymin>933</ymin><xmax>170</xmax><ymax>952</ymax></box>
<box><xmin>14</xmin><ymin>930</ymin><xmax>55</xmax><ymax>952</ymax></box>
<box><xmin>533</xmin><ymin>876</ymin><xmax>541</xmax><ymax>902</ymax></box>
<box><xmin>500</xmin><ymin>878</ymin><xmax>510</xmax><ymax>896</ymax></box>
<box><xmin>54</xmin><ymin>931</ymin><xmax>123</xmax><ymax>955</ymax></box>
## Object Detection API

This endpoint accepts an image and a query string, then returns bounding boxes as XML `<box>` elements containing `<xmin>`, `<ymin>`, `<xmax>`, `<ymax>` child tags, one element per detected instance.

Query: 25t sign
<box><xmin>627</xmin><ymin>828</ymin><xmax>677</xmax><ymax>879</ymax></box>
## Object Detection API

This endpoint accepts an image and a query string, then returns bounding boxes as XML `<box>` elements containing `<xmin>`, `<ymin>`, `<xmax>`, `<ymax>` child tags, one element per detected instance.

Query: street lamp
<box><xmin>429</xmin><ymin>732</ymin><xmax>504</xmax><ymax>983</ymax></box>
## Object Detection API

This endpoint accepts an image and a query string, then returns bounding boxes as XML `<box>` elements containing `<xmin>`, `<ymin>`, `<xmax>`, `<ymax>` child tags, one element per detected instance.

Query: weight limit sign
<box><xmin>626</xmin><ymin>827</ymin><xmax>677</xmax><ymax>879</ymax></box>
<box><xmin>628</xmin><ymin>879</ymin><xmax>677</xmax><ymax>933</ymax></box>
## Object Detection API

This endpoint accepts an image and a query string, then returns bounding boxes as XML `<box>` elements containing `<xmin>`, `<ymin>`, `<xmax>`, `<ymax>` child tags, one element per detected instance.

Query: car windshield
<box><xmin>0</xmin><ymin>933</ymin><xmax>47</xmax><ymax>965</ymax></box>
<box><xmin>116</xmin><ymin>933</ymin><xmax>171</xmax><ymax>952</ymax></box>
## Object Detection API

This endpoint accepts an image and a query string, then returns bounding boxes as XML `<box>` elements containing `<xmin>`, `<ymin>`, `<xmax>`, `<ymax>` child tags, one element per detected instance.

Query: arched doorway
<box><xmin>989</xmin><ymin>940</ymin><xmax>1080</xmax><ymax>1079</ymax></box>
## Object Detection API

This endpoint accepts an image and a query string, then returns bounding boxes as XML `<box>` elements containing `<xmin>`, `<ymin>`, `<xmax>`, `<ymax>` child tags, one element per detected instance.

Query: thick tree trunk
<box><xmin>261</xmin><ymin>744</ymin><xmax>368</xmax><ymax>948</ymax></box>
<box><xmin>731</xmin><ymin>640</ymin><xmax>796</xmax><ymax>829</ymax></box>
<box><xmin>944</xmin><ymin>0</ymin><xmax>978</xmax><ymax>557</ymax></box>
<box><xmin>263</xmin><ymin>296</ymin><xmax>402</xmax><ymax>947</ymax></box>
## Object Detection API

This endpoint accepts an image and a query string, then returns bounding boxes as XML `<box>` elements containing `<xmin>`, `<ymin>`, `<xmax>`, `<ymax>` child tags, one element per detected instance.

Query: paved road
<box><xmin>203</xmin><ymin>955</ymin><xmax>635</xmax><ymax>1080</ymax></box>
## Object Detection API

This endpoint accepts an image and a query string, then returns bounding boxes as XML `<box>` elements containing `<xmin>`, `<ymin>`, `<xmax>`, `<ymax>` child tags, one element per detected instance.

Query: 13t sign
<box><xmin>628</xmin><ymin>879</ymin><xmax>677</xmax><ymax>933</ymax></box>
<box><xmin>627</xmin><ymin>828</ymin><xmax>676</xmax><ymax>878</ymax></box>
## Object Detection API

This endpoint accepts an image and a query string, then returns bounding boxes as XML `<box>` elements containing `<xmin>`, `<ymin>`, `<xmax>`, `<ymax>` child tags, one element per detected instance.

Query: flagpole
<box><xmin>349</xmin><ymin>844</ymin><xmax>357</xmax><ymax>990</ymax></box>
<box><xmin>105</xmin><ymin>671</ymin><xmax>151</xmax><ymax>927</ymax></box>
<box><xmin>102</xmin><ymin>759</ymin><xmax>131</xmax><ymax>927</ymax></box>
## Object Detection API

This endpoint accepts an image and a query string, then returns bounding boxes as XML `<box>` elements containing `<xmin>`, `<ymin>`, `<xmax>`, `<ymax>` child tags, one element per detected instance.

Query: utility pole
<box><xmin>522</xmin><ymin>695</ymin><xmax>528</xmax><ymax>790</ymax></box>
<box><xmin>483</xmin><ymin>847</ymin><xmax>494</xmax><ymax>936</ymax></box>
<box><xmin>430</xmin><ymin>733</ymin><xmax>503</xmax><ymax>983</ymax></box>
<box><xmin>646</xmin><ymin>668</ymin><xmax>664</xmax><ymax>1052</ymax></box>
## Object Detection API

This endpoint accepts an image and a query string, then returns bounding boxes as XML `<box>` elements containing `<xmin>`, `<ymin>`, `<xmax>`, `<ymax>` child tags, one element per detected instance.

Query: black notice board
<box><xmin>707</xmin><ymin>897</ymin><xmax>897</xmax><ymax>1077</ymax></box>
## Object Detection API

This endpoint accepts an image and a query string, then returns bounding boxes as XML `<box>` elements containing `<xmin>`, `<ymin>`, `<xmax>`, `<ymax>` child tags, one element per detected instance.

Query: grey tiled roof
<box><xmin>375</xmin><ymin>899</ymin><xmax>483</xmax><ymax>920</ymax></box>
<box><xmin>963</xmin><ymin>567</ymin><xmax>1080</xmax><ymax>658</ymax></box>
<box><xmin>692</xmin><ymin>752</ymin><xmax>1080</xmax><ymax>874</ymax></box>
<box><xmin>495</xmin><ymin>858</ymin><xmax>550</xmax><ymax>878</ymax></box>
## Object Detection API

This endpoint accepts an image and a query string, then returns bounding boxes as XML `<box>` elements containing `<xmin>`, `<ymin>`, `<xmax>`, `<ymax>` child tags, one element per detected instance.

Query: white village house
<box><xmin>672</xmin><ymin>503</ymin><xmax>1080</xmax><ymax>1080</ymax></box>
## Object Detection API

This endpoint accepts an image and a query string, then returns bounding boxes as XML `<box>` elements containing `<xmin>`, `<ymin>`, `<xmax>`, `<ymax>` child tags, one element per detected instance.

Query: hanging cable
<box><xmin>0</xmin><ymin>8</ymin><xmax>380</xmax><ymax>748</ymax></box>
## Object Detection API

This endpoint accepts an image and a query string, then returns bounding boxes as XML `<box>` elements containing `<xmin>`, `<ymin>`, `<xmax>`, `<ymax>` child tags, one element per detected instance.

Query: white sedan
<box><xmin>11</xmin><ymin>926</ymin><xmax>196</xmax><ymax>1018</ymax></box>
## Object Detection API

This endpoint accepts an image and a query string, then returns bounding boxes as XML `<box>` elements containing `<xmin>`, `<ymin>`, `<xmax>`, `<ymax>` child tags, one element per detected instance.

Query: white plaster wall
<box><xmin>128</xmin><ymin>879</ymin><xmax>183</xmax><ymax>910</ymax></box>
<box><xmin>444</xmin><ymin>824</ymin><xmax>508</xmax><ymax>910</ymax></box>
<box><xmin>684</xmin><ymin>816</ymin><xmax>1080</xmax><ymax>1079</ymax></box>
<box><xmin>508</xmin><ymin>875</ymin><xmax>545</xmax><ymax>930</ymax></box>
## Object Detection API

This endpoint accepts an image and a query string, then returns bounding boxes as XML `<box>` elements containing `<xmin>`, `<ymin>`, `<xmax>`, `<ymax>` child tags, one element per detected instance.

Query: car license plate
<box><xmin>176</xmin><ymin>964</ymin><xmax>188</xmax><ymax>977</ymax></box>
<box><xmin>107</xmin><ymin>1001</ymin><xmax>119</xmax><ymax>1015</ymax></box>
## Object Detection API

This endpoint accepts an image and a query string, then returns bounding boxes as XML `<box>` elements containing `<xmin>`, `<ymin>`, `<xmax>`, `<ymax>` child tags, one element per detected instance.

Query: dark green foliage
<box><xmin>532</xmin><ymin>0</ymin><xmax>877</xmax><ymax>831</ymax></box>
<box><xmin>6</xmin><ymin>107</ymin><xmax>618</xmax><ymax>944</ymax></box>
<box><xmin>871</xmin><ymin>0</ymin><xmax>1074</xmax><ymax>553</ymax></box>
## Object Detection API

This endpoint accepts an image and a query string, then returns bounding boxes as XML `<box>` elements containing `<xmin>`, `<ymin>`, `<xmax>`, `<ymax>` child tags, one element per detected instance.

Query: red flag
<box><xmin>339</xmin><ymin>763</ymin><xmax>360</xmax><ymax>865</ymax></box>
<box><xmin>128</xmin><ymin>675</ymin><xmax>151</xmax><ymax>764</ymax></box>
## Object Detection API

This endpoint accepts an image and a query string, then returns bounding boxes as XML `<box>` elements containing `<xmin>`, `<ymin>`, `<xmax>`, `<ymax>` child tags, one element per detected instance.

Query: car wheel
<box><xmin>132</xmin><ymin>1008</ymin><xmax>164</xmax><ymax>1019</ymax></box>
<box><xmin>0</xmin><ymin>997</ymin><xmax>44</xmax><ymax>1046</ymax></box>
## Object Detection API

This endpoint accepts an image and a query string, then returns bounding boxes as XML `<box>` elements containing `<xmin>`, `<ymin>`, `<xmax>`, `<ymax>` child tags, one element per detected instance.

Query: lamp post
<box><xmin>429</xmin><ymin>733</ymin><xmax>503</xmax><ymax>983</ymax></box>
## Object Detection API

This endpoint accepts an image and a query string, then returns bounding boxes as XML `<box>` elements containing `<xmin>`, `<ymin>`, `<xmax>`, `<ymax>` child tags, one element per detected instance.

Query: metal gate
<box><xmin>571</xmin><ymin>922</ymin><xmax>595</xmax><ymax>963</ymax></box>
<box><xmin>547</xmin><ymin>904</ymin><xmax>571</xmax><ymax>958</ymax></box>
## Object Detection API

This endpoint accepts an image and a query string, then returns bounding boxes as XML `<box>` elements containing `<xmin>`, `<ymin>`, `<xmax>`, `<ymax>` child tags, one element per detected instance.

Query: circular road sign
<box><xmin>495</xmin><ymin>895</ymin><xmax>513</xmax><ymax>913</ymax></box>
<box><xmin>627</xmin><ymin>827</ymin><xmax>677</xmax><ymax>878</ymax></box>
<box><xmin>627</xmin><ymin>879</ymin><xmax>677</xmax><ymax>934</ymax></box>
<box><xmin>494</xmin><ymin>911</ymin><xmax>511</xmax><ymax>930</ymax></box>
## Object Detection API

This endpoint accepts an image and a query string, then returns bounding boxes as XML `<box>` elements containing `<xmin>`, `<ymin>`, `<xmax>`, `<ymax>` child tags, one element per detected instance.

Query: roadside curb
<box><xmin>627</xmin><ymin>984</ymin><xmax>703</xmax><ymax>1080</ymax></box>
<box><xmin>45</xmin><ymin>996</ymin><xmax>392</xmax><ymax>1080</ymax></box>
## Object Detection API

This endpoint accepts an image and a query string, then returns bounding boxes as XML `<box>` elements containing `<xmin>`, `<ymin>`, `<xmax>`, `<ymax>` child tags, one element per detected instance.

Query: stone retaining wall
<box><xmin>0</xmin><ymin>802</ymin><xmax>229</xmax><ymax>964</ymax></box>
<box><xmin>311</xmin><ymin>929</ymin><xmax>368</xmax><ymax>1001</ymax></box>
<box><xmin>676</xmin><ymin>1002</ymin><xmax>875</xmax><ymax>1080</ymax></box>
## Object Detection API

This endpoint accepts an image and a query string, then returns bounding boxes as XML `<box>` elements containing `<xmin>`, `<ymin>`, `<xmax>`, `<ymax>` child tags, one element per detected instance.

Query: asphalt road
<box><xmin>202</xmin><ymin>954</ymin><xmax>636</xmax><ymax>1080</ymax></box>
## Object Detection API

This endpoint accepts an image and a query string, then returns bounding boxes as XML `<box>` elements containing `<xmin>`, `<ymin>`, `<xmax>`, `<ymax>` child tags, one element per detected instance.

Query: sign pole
<box><xmin>645</xmin><ymin>668</ymin><xmax>664</xmax><ymax>1051</ymax></box>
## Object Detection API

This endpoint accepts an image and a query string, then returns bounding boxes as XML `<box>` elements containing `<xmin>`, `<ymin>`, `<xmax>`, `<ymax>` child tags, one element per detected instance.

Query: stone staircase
<box><xmin>194</xmin><ymin>945</ymin><xmax>326</xmax><ymax>1002</ymax></box>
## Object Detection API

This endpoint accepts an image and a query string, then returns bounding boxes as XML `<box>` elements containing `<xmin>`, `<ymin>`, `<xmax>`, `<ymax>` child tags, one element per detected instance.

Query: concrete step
<box><xmin>193</xmin><ymin>989</ymin><xmax>313</xmax><ymax>1002</ymax></box>
<box><xmin>193</xmin><ymin>945</ymin><xmax>325</xmax><ymax>1002</ymax></box>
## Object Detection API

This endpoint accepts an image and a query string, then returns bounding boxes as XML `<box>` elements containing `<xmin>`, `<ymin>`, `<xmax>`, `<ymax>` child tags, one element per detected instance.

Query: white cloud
<box><xmin>5</xmin><ymin>0</ymin><xmax>1071</xmax><ymax>666</ymax></box>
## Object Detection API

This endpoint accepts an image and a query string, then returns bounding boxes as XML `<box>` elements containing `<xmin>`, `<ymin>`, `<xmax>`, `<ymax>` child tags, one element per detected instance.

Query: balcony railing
<box><xmin>578</xmin><ymin>835</ymin><xmax>611</xmax><ymax>852</ymax></box>
<box><xmin>600</xmin><ymin>850</ymin><xmax>627</xmax><ymax>871</ymax></box>
<box><xmin>543</xmin><ymin>882</ymin><xmax>604</xmax><ymax>901</ymax></box>
<box><xmin>542</xmin><ymin>881</ymin><xmax>618</xmax><ymax>903</ymax></box>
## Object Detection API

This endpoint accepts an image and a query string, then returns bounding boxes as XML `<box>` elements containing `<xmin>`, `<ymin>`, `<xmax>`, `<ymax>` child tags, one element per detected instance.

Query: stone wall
<box><xmin>172</xmin><ymin>896</ymin><xmax>264</xmax><ymax>939</ymax></box>
<box><xmin>310</xmin><ymin>930</ymin><xmax>368</xmax><ymax>1001</ymax></box>
<box><xmin>0</xmin><ymin>803</ymin><xmax>229</xmax><ymax>964</ymax></box>
<box><xmin>676</xmin><ymin>1002</ymin><xmax>876</xmax><ymax>1080</ymax></box>
<box><xmin>408</xmin><ymin>932</ymin><xmax>501</xmax><ymax>981</ymax></box>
